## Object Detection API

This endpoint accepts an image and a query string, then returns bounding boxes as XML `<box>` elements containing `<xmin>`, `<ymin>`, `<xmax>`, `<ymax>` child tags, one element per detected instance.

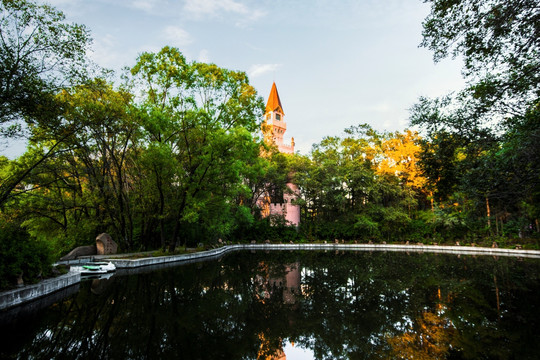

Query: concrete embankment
<box><xmin>107</xmin><ymin>243</ymin><xmax>540</xmax><ymax>269</ymax></box>
<box><xmin>2</xmin><ymin>243</ymin><xmax>539</xmax><ymax>310</ymax></box>
<box><xmin>0</xmin><ymin>271</ymin><xmax>80</xmax><ymax>310</ymax></box>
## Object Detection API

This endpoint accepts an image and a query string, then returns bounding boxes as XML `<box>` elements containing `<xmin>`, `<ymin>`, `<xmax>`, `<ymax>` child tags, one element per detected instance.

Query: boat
<box><xmin>71</xmin><ymin>261</ymin><xmax>116</xmax><ymax>275</ymax></box>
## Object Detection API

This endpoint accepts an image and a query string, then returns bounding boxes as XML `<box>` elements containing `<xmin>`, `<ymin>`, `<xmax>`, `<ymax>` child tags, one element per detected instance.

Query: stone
<box><xmin>60</xmin><ymin>245</ymin><xmax>97</xmax><ymax>261</ymax></box>
<box><xmin>96</xmin><ymin>233</ymin><xmax>117</xmax><ymax>255</ymax></box>
<box><xmin>492</xmin><ymin>242</ymin><xmax>498</xmax><ymax>248</ymax></box>
<box><xmin>251</xmin><ymin>240</ymin><xmax>256</xmax><ymax>244</ymax></box>
<box><xmin>16</xmin><ymin>272</ymin><xmax>24</xmax><ymax>287</ymax></box>
<box><xmin>516</xmin><ymin>244</ymin><xmax>523</xmax><ymax>250</ymax></box>
<box><xmin>265</xmin><ymin>239</ymin><xmax>271</xmax><ymax>244</ymax></box>
<box><xmin>368</xmin><ymin>240</ymin><xmax>373</xmax><ymax>244</ymax></box>
<box><xmin>405</xmin><ymin>241</ymin><xmax>409</xmax><ymax>245</ymax></box>
<box><xmin>382</xmin><ymin>241</ymin><xmax>386</xmax><ymax>244</ymax></box>
<box><xmin>455</xmin><ymin>241</ymin><xmax>460</xmax><ymax>246</ymax></box>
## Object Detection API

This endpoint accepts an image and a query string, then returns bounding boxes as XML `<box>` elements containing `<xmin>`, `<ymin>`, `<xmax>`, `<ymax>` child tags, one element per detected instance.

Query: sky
<box><xmin>4</xmin><ymin>0</ymin><xmax>466</xmax><ymax>158</ymax></box>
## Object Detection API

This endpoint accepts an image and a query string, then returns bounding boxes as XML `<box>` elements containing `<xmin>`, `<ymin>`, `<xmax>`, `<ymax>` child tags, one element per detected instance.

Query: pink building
<box><xmin>260</xmin><ymin>83</ymin><xmax>301</xmax><ymax>226</ymax></box>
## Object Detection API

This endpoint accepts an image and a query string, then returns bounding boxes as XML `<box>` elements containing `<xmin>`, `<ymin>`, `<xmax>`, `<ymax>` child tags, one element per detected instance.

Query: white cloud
<box><xmin>198</xmin><ymin>49</ymin><xmax>210</xmax><ymax>63</ymax></box>
<box><xmin>88</xmin><ymin>34</ymin><xmax>124</xmax><ymax>70</ymax></box>
<box><xmin>368</xmin><ymin>102</ymin><xmax>392</xmax><ymax>114</ymax></box>
<box><xmin>163</xmin><ymin>26</ymin><xmax>193</xmax><ymax>46</ymax></box>
<box><xmin>248</xmin><ymin>64</ymin><xmax>281</xmax><ymax>78</ymax></box>
<box><xmin>184</xmin><ymin>0</ymin><xmax>265</xmax><ymax>26</ymax></box>
<box><xmin>131</xmin><ymin>0</ymin><xmax>158</xmax><ymax>12</ymax></box>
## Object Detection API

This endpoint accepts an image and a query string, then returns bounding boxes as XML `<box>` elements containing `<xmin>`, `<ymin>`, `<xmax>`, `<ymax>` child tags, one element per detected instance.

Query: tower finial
<box><xmin>265</xmin><ymin>82</ymin><xmax>284</xmax><ymax>115</ymax></box>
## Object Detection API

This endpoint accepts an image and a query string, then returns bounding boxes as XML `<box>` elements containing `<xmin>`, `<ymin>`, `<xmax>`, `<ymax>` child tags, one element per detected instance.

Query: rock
<box><xmin>264</xmin><ymin>239</ymin><xmax>271</xmax><ymax>244</ymax></box>
<box><xmin>368</xmin><ymin>240</ymin><xmax>373</xmax><ymax>244</ymax></box>
<box><xmin>516</xmin><ymin>244</ymin><xmax>523</xmax><ymax>250</ymax></box>
<box><xmin>405</xmin><ymin>241</ymin><xmax>409</xmax><ymax>245</ymax></box>
<box><xmin>455</xmin><ymin>241</ymin><xmax>460</xmax><ymax>246</ymax></box>
<box><xmin>60</xmin><ymin>245</ymin><xmax>97</xmax><ymax>261</ymax></box>
<box><xmin>341</xmin><ymin>239</ymin><xmax>345</xmax><ymax>244</ymax></box>
<box><xmin>471</xmin><ymin>243</ymin><xmax>476</xmax><ymax>247</ymax></box>
<box><xmin>96</xmin><ymin>233</ymin><xmax>117</xmax><ymax>255</ymax></box>
<box><xmin>334</xmin><ymin>239</ymin><xmax>339</xmax><ymax>244</ymax></box>
<box><xmin>16</xmin><ymin>272</ymin><xmax>24</xmax><ymax>287</ymax></box>
<box><xmin>251</xmin><ymin>240</ymin><xmax>256</xmax><ymax>244</ymax></box>
<box><xmin>382</xmin><ymin>241</ymin><xmax>386</xmax><ymax>244</ymax></box>
<box><xmin>354</xmin><ymin>240</ymin><xmax>358</xmax><ymax>244</ymax></box>
<box><xmin>492</xmin><ymin>242</ymin><xmax>498</xmax><ymax>248</ymax></box>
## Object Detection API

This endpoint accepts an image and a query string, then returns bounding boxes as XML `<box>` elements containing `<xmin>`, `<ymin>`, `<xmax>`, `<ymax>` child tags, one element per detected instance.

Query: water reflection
<box><xmin>1</xmin><ymin>251</ymin><xmax>539</xmax><ymax>359</ymax></box>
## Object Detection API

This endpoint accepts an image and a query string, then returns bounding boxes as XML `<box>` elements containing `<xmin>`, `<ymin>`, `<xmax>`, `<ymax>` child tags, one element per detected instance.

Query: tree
<box><xmin>0</xmin><ymin>0</ymin><xmax>91</xmax><ymax>207</ymax></box>
<box><xmin>292</xmin><ymin>124</ymin><xmax>420</xmax><ymax>242</ymax></box>
<box><xmin>411</xmin><ymin>0</ymin><xmax>540</xmax><ymax>238</ymax></box>
<box><xmin>129</xmin><ymin>46</ymin><xmax>264</xmax><ymax>250</ymax></box>
<box><xmin>0</xmin><ymin>0</ymin><xmax>91</xmax><ymax>133</ymax></box>
<box><xmin>420</xmin><ymin>0</ymin><xmax>539</xmax><ymax>123</ymax></box>
<box><xmin>9</xmin><ymin>79</ymin><xmax>140</xmax><ymax>252</ymax></box>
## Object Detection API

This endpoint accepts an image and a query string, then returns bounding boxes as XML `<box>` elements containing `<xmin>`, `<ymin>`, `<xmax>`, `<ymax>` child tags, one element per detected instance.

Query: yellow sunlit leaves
<box><xmin>377</xmin><ymin>130</ymin><xmax>428</xmax><ymax>190</ymax></box>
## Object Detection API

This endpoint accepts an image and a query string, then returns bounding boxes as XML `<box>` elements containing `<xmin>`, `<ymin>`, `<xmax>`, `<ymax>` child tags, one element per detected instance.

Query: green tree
<box><xmin>411</xmin><ymin>0</ymin><xmax>540</xmax><ymax>238</ymax></box>
<box><xmin>0</xmin><ymin>0</ymin><xmax>90</xmax><ymax>133</ymax></box>
<box><xmin>293</xmin><ymin>124</ymin><xmax>419</xmax><ymax>242</ymax></box>
<box><xmin>0</xmin><ymin>0</ymin><xmax>91</xmax><ymax>205</ymax></box>
<box><xmin>130</xmin><ymin>46</ymin><xmax>264</xmax><ymax>250</ymax></box>
<box><xmin>10</xmin><ymin>79</ymin><xmax>140</xmax><ymax>253</ymax></box>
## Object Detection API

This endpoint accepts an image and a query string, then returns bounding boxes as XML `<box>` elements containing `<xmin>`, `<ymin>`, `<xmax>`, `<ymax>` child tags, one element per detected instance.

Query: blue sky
<box><xmin>4</xmin><ymin>0</ymin><xmax>465</xmax><ymax>157</ymax></box>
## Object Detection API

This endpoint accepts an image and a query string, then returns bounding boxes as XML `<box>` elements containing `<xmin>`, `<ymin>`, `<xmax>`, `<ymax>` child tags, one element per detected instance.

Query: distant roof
<box><xmin>265</xmin><ymin>82</ymin><xmax>284</xmax><ymax>115</ymax></box>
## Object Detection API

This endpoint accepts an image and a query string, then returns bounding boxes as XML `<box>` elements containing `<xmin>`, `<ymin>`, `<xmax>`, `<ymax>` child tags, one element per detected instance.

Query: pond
<box><xmin>1</xmin><ymin>250</ymin><xmax>540</xmax><ymax>359</ymax></box>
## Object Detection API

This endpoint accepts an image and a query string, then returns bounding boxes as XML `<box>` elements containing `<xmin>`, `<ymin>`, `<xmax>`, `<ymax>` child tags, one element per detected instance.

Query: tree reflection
<box><xmin>386</xmin><ymin>305</ymin><xmax>456</xmax><ymax>359</ymax></box>
<box><xmin>1</xmin><ymin>251</ymin><xmax>540</xmax><ymax>359</ymax></box>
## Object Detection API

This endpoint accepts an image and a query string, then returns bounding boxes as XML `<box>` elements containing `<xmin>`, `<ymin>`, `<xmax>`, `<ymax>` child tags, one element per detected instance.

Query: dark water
<box><xmin>1</xmin><ymin>251</ymin><xmax>540</xmax><ymax>359</ymax></box>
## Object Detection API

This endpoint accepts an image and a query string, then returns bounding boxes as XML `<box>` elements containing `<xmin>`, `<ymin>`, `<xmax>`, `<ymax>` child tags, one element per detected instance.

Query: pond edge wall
<box><xmin>0</xmin><ymin>271</ymin><xmax>80</xmax><ymax>310</ymax></box>
<box><xmin>2</xmin><ymin>244</ymin><xmax>539</xmax><ymax>310</ymax></box>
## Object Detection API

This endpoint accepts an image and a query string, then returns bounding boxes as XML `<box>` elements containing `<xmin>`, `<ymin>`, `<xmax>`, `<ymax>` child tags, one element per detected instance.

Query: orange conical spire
<box><xmin>265</xmin><ymin>82</ymin><xmax>284</xmax><ymax>115</ymax></box>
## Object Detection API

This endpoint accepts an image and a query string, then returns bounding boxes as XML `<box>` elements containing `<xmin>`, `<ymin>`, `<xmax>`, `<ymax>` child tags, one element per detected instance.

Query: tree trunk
<box><xmin>486</xmin><ymin>196</ymin><xmax>491</xmax><ymax>228</ymax></box>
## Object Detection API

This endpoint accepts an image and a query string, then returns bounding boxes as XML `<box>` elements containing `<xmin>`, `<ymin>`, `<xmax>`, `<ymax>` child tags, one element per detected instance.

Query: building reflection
<box><xmin>254</xmin><ymin>262</ymin><xmax>301</xmax><ymax>305</ymax></box>
<box><xmin>255</xmin><ymin>262</ymin><xmax>302</xmax><ymax>359</ymax></box>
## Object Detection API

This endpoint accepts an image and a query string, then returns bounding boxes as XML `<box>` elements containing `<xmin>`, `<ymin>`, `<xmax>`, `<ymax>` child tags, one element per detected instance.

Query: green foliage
<box><xmin>1</xmin><ymin>44</ymin><xmax>267</xmax><ymax>255</ymax></box>
<box><xmin>2</xmin><ymin>0</ymin><xmax>538</xmax><ymax>278</ymax></box>
<box><xmin>410</xmin><ymin>0</ymin><xmax>540</xmax><ymax>242</ymax></box>
<box><xmin>0</xmin><ymin>0</ymin><xmax>91</xmax><ymax>127</ymax></box>
<box><xmin>292</xmin><ymin>125</ymin><xmax>424</xmax><ymax>242</ymax></box>
<box><xmin>0</xmin><ymin>215</ymin><xmax>53</xmax><ymax>290</ymax></box>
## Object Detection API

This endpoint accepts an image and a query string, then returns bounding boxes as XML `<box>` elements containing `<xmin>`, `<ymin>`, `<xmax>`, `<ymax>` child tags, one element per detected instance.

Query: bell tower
<box><xmin>259</xmin><ymin>82</ymin><xmax>300</xmax><ymax>226</ymax></box>
<box><xmin>262</xmin><ymin>82</ymin><xmax>294</xmax><ymax>154</ymax></box>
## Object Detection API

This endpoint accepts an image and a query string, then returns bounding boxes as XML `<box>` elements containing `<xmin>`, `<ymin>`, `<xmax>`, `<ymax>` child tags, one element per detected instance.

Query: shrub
<box><xmin>0</xmin><ymin>218</ymin><xmax>53</xmax><ymax>290</ymax></box>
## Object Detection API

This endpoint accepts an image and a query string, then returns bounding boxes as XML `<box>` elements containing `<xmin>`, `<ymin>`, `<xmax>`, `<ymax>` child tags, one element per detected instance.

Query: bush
<box><xmin>0</xmin><ymin>218</ymin><xmax>53</xmax><ymax>290</ymax></box>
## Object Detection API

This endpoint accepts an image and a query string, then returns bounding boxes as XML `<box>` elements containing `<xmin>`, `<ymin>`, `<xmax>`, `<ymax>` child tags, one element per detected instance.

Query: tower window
<box><xmin>275</xmin><ymin>114</ymin><xmax>281</xmax><ymax>121</ymax></box>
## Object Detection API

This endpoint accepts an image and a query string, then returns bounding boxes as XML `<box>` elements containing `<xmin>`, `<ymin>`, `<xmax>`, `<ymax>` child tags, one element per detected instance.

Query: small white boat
<box><xmin>71</xmin><ymin>261</ymin><xmax>116</xmax><ymax>275</ymax></box>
